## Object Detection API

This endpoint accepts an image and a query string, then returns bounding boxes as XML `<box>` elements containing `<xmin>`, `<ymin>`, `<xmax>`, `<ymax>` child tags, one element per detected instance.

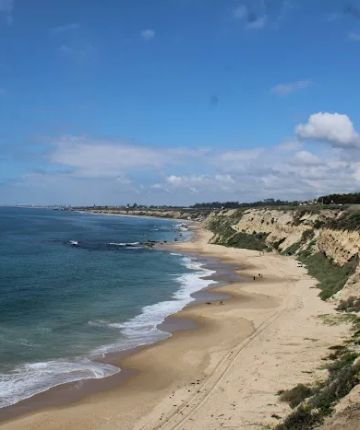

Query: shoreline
<box><xmin>74</xmin><ymin>209</ymin><xmax>195</xmax><ymax>224</ymax></box>
<box><xmin>0</xmin><ymin>224</ymin><xmax>236</xmax><ymax>423</ymax></box>
<box><xmin>0</xmin><ymin>224</ymin><xmax>350</xmax><ymax>429</ymax></box>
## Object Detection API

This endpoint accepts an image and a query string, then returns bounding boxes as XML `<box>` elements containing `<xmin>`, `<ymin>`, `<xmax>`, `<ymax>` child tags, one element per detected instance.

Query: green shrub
<box><xmin>314</xmin><ymin>219</ymin><xmax>325</xmax><ymax>229</ymax></box>
<box><xmin>275</xmin><ymin>347</ymin><xmax>360</xmax><ymax>430</ymax></box>
<box><xmin>207</xmin><ymin>214</ymin><xmax>270</xmax><ymax>251</ymax></box>
<box><xmin>273</xmin><ymin>237</ymin><xmax>286</xmax><ymax>250</ymax></box>
<box><xmin>326</xmin><ymin>211</ymin><xmax>360</xmax><ymax>231</ymax></box>
<box><xmin>298</xmin><ymin>253</ymin><xmax>358</xmax><ymax>300</ymax></box>
<box><xmin>301</xmin><ymin>229</ymin><xmax>314</xmax><ymax>241</ymax></box>
<box><xmin>275</xmin><ymin>406</ymin><xmax>318</xmax><ymax>430</ymax></box>
<box><xmin>283</xmin><ymin>241</ymin><xmax>301</xmax><ymax>255</ymax></box>
<box><xmin>337</xmin><ymin>296</ymin><xmax>360</xmax><ymax>312</ymax></box>
<box><xmin>226</xmin><ymin>232</ymin><xmax>270</xmax><ymax>251</ymax></box>
<box><xmin>278</xmin><ymin>384</ymin><xmax>313</xmax><ymax>408</ymax></box>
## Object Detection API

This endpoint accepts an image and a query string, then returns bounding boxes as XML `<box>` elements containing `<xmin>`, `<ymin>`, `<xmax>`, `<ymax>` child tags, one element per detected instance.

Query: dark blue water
<box><xmin>0</xmin><ymin>208</ymin><xmax>214</xmax><ymax>408</ymax></box>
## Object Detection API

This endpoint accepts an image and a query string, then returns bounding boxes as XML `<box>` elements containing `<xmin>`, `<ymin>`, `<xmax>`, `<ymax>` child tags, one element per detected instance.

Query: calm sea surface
<box><xmin>0</xmin><ymin>207</ymin><xmax>214</xmax><ymax>408</ymax></box>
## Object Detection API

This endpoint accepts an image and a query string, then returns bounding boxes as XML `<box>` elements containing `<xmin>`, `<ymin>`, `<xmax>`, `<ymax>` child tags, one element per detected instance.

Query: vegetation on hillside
<box><xmin>275</xmin><ymin>315</ymin><xmax>360</xmax><ymax>430</ymax></box>
<box><xmin>206</xmin><ymin>212</ymin><xmax>270</xmax><ymax>251</ymax></box>
<box><xmin>298</xmin><ymin>252</ymin><xmax>358</xmax><ymax>300</ymax></box>
<box><xmin>224</xmin><ymin>231</ymin><xmax>270</xmax><ymax>251</ymax></box>
<box><xmin>325</xmin><ymin>211</ymin><xmax>360</xmax><ymax>231</ymax></box>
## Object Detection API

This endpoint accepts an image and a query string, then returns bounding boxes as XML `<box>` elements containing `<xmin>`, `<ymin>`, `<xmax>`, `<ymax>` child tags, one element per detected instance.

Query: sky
<box><xmin>1</xmin><ymin>0</ymin><xmax>360</xmax><ymax>205</ymax></box>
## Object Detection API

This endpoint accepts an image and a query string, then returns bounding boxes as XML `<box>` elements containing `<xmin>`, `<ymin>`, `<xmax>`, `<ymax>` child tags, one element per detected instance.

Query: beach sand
<box><xmin>0</xmin><ymin>225</ymin><xmax>350</xmax><ymax>429</ymax></box>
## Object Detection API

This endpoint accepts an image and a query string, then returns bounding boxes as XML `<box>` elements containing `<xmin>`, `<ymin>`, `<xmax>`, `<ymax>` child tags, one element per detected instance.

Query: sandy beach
<box><xmin>0</xmin><ymin>224</ymin><xmax>350</xmax><ymax>430</ymax></box>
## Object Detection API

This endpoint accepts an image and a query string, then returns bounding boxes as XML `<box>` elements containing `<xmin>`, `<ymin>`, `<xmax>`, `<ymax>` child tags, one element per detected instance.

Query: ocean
<box><xmin>0</xmin><ymin>207</ymin><xmax>215</xmax><ymax>409</ymax></box>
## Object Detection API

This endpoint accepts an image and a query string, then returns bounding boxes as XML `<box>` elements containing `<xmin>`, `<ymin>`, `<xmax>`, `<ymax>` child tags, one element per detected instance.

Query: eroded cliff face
<box><xmin>232</xmin><ymin>209</ymin><xmax>313</xmax><ymax>252</ymax></box>
<box><xmin>317</xmin><ymin>228</ymin><xmax>360</xmax><ymax>266</ymax></box>
<box><xmin>208</xmin><ymin>207</ymin><xmax>338</xmax><ymax>251</ymax></box>
<box><xmin>206</xmin><ymin>207</ymin><xmax>360</xmax><ymax>301</ymax></box>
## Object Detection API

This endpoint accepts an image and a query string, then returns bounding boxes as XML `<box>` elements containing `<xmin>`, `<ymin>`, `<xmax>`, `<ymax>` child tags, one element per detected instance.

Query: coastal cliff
<box><xmin>205</xmin><ymin>206</ymin><xmax>360</xmax><ymax>429</ymax></box>
<box><xmin>206</xmin><ymin>207</ymin><xmax>360</xmax><ymax>303</ymax></box>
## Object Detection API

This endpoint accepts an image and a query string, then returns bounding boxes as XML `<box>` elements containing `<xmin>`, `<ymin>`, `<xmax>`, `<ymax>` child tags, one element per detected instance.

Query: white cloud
<box><xmin>50</xmin><ymin>136</ymin><xmax>166</xmax><ymax>177</ymax></box>
<box><xmin>48</xmin><ymin>136</ymin><xmax>206</xmax><ymax>180</ymax></box>
<box><xmin>219</xmin><ymin>148</ymin><xmax>264</xmax><ymax>162</ymax></box>
<box><xmin>164</xmin><ymin>174</ymin><xmax>236</xmax><ymax>193</ymax></box>
<box><xmin>276</xmin><ymin>139</ymin><xmax>303</xmax><ymax>151</ymax></box>
<box><xmin>293</xmin><ymin>150</ymin><xmax>321</xmax><ymax>165</ymax></box>
<box><xmin>166</xmin><ymin>175</ymin><xmax>185</xmax><ymax>186</ymax></box>
<box><xmin>141</xmin><ymin>29</ymin><xmax>155</xmax><ymax>41</ymax></box>
<box><xmin>348</xmin><ymin>31</ymin><xmax>360</xmax><ymax>41</ymax></box>
<box><xmin>5</xmin><ymin>112</ymin><xmax>360</xmax><ymax>205</ymax></box>
<box><xmin>216</xmin><ymin>148</ymin><xmax>264</xmax><ymax>172</ymax></box>
<box><xmin>271</xmin><ymin>80</ymin><xmax>311</xmax><ymax>96</ymax></box>
<box><xmin>353</xmin><ymin>163</ymin><xmax>360</xmax><ymax>182</ymax></box>
<box><xmin>296</xmin><ymin>112</ymin><xmax>360</xmax><ymax>147</ymax></box>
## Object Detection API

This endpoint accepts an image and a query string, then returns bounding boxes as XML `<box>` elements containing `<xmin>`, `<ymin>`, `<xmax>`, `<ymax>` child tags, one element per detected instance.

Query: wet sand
<box><xmin>0</xmin><ymin>225</ymin><xmax>349</xmax><ymax>429</ymax></box>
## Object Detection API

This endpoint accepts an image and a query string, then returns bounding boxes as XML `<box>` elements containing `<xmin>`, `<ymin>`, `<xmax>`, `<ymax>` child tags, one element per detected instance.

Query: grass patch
<box><xmin>275</xmin><ymin>348</ymin><xmax>360</xmax><ymax>430</ymax></box>
<box><xmin>275</xmin><ymin>405</ymin><xmax>318</xmax><ymax>430</ymax></box>
<box><xmin>207</xmin><ymin>214</ymin><xmax>270</xmax><ymax>251</ymax></box>
<box><xmin>298</xmin><ymin>252</ymin><xmax>358</xmax><ymax>300</ymax></box>
<box><xmin>282</xmin><ymin>230</ymin><xmax>315</xmax><ymax>256</ymax></box>
<box><xmin>206</xmin><ymin>216</ymin><xmax>236</xmax><ymax>238</ymax></box>
<box><xmin>283</xmin><ymin>241</ymin><xmax>301</xmax><ymax>256</ymax></box>
<box><xmin>225</xmin><ymin>231</ymin><xmax>270</xmax><ymax>251</ymax></box>
<box><xmin>278</xmin><ymin>384</ymin><xmax>314</xmax><ymax>409</ymax></box>
<box><xmin>318</xmin><ymin>313</ymin><xmax>358</xmax><ymax>326</ymax></box>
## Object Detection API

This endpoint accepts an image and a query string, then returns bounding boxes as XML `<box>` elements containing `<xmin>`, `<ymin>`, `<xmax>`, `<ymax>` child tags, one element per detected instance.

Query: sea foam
<box><xmin>0</xmin><ymin>255</ymin><xmax>215</xmax><ymax>409</ymax></box>
<box><xmin>92</xmin><ymin>256</ymin><xmax>216</xmax><ymax>355</ymax></box>
<box><xmin>0</xmin><ymin>359</ymin><xmax>119</xmax><ymax>409</ymax></box>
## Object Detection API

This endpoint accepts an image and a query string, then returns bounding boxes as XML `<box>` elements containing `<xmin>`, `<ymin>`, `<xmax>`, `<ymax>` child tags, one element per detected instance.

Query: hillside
<box><xmin>206</xmin><ymin>206</ymin><xmax>360</xmax><ymax>429</ymax></box>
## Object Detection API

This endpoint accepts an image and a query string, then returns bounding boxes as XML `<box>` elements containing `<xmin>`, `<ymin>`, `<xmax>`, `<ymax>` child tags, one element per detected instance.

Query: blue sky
<box><xmin>1</xmin><ymin>0</ymin><xmax>360</xmax><ymax>205</ymax></box>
